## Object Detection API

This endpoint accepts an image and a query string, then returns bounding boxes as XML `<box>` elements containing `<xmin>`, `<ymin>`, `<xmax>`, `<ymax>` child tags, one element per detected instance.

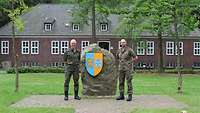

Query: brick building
<box><xmin>0</xmin><ymin>4</ymin><xmax>200</xmax><ymax>69</ymax></box>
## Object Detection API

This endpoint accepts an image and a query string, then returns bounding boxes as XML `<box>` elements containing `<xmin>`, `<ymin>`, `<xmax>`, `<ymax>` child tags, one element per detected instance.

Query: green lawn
<box><xmin>0</xmin><ymin>72</ymin><xmax>200</xmax><ymax>113</ymax></box>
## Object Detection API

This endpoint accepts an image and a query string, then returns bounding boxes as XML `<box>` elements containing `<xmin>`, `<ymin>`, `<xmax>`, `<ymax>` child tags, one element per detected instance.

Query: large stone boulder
<box><xmin>81</xmin><ymin>44</ymin><xmax>117</xmax><ymax>96</ymax></box>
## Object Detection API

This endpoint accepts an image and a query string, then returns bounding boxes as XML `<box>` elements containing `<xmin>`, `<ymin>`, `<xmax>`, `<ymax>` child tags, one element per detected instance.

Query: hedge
<box><xmin>7</xmin><ymin>67</ymin><xmax>64</xmax><ymax>74</ymax></box>
<box><xmin>135</xmin><ymin>68</ymin><xmax>200</xmax><ymax>74</ymax></box>
<box><xmin>6</xmin><ymin>67</ymin><xmax>200</xmax><ymax>74</ymax></box>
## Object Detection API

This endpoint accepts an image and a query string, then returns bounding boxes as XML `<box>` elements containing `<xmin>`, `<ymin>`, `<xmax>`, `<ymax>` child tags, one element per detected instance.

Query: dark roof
<box><xmin>0</xmin><ymin>4</ymin><xmax>119</xmax><ymax>36</ymax></box>
<box><xmin>44</xmin><ymin>17</ymin><xmax>56</xmax><ymax>23</ymax></box>
<box><xmin>0</xmin><ymin>4</ymin><xmax>200</xmax><ymax>39</ymax></box>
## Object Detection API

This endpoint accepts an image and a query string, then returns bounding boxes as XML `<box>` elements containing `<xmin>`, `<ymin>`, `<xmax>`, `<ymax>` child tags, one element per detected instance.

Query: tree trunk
<box><xmin>129</xmin><ymin>27</ymin><xmax>135</xmax><ymax>72</ymax></box>
<box><xmin>12</xmin><ymin>2</ymin><xmax>19</xmax><ymax>92</ymax></box>
<box><xmin>176</xmin><ymin>39</ymin><xmax>182</xmax><ymax>94</ymax></box>
<box><xmin>91</xmin><ymin>0</ymin><xmax>96</xmax><ymax>43</ymax></box>
<box><xmin>158</xmin><ymin>30</ymin><xmax>164</xmax><ymax>73</ymax></box>
<box><xmin>173</xmin><ymin>8</ymin><xmax>183</xmax><ymax>94</ymax></box>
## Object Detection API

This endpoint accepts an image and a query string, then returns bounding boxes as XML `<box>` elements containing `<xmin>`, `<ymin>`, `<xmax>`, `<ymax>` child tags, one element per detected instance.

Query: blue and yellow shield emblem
<box><xmin>85</xmin><ymin>53</ymin><xmax>103</xmax><ymax>77</ymax></box>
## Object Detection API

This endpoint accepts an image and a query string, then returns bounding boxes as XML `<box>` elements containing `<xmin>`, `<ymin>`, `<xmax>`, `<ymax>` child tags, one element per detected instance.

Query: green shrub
<box><xmin>6</xmin><ymin>67</ymin><xmax>200</xmax><ymax>74</ymax></box>
<box><xmin>135</xmin><ymin>68</ymin><xmax>200</xmax><ymax>74</ymax></box>
<box><xmin>164</xmin><ymin>68</ymin><xmax>195</xmax><ymax>74</ymax></box>
<box><xmin>7</xmin><ymin>67</ymin><xmax>64</xmax><ymax>74</ymax></box>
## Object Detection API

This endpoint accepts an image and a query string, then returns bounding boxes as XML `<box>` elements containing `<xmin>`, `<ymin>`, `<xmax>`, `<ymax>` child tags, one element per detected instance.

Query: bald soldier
<box><xmin>64</xmin><ymin>39</ymin><xmax>81</xmax><ymax>100</ymax></box>
<box><xmin>116</xmin><ymin>39</ymin><xmax>138</xmax><ymax>101</ymax></box>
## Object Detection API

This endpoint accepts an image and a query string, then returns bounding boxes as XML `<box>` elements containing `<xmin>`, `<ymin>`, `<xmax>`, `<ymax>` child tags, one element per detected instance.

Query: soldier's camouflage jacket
<box><xmin>64</xmin><ymin>48</ymin><xmax>80</xmax><ymax>71</ymax></box>
<box><xmin>116</xmin><ymin>46</ymin><xmax>136</xmax><ymax>71</ymax></box>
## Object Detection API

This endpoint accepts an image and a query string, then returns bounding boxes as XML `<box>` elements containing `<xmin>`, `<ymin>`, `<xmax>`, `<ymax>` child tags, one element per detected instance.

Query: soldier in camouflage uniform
<box><xmin>64</xmin><ymin>39</ymin><xmax>81</xmax><ymax>100</ymax></box>
<box><xmin>116</xmin><ymin>39</ymin><xmax>138</xmax><ymax>101</ymax></box>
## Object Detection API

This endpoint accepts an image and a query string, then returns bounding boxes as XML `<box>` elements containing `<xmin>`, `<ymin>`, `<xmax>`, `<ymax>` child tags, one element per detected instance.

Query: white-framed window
<box><xmin>51</xmin><ymin>41</ymin><xmax>59</xmax><ymax>54</ymax></box>
<box><xmin>146</xmin><ymin>41</ymin><xmax>154</xmax><ymax>55</ymax></box>
<box><xmin>61</xmin><ymin>62</ymin><xmax>65</xmax><ymax>67</ymax></box>
<box><xmin>81</xmin><ymin>41</ymin><xmax>90</xmax><ymax>51</ymax></box>
<box><xmin>31</xmin><ymin>62</ymin><xmax>39</xmax><ymax>67</ymax></box>
<box><xmin>61</xmin><ymin>41</ymin><xmax>69</xmax><ymax>54</ymax></box>
<box><xmin>137</xmin><ymin>62</ymin><xmax>147</xmax><ymax>68</ymax></box>
<box><xmin>1</xmin><ymin>41</ymin><xmax>9</xmax><ymax>54</ymax></box>
<box><xmin>31</xmin><ymin>41</ymin><xmax>39</xmax><ymax>54</ymax></box>
<box><xmin>51</xmin><ymin>62</ymin><xmax>59</xmax><ymax>67</ymax></box>
<box><xmin>21</xmin><ymin>62</ymin><xmax>29</xmax><ymax>67</ymax></box>
<box><xmin>118</xmin><ymin>41</ymin><xmax>122</xmax><ymax>49</ymax></box>
<box><xmin>100</xmin><ymin>23</ymin><xmax>108</xmax><ymax>31</ymax></box>
<box><xmin>44</xmin><ymin>23</ymin><xmax>52</xmax><ymax>31</ymax></box>
<box><xmin>137</xmin><ymin>41</ymin><xmax>145</xmax><ymax>55</ymax></box>
<box><xmin>72</xmin><ymin>24</ymin><xmax>80</xmax><ymax>31</ymax></box>
<box><xmin>21</xmin><ymin>41</ymin><xmax>29</xmax><ymax>54</ymax></box>
<box><xmin>193</xmin><ymin>62</ymin><xmax>200</xmax><ymax>68</ymax></box>
<box><xmin>175</xmin><ymin>42</ymin><xmax>183</xmax><ymax>55</ymax></box>
<box><xmin>166</xmin><ymin>41</ymin><xmax>174</xmax><ymax>55</ymax></box>
<box><xmin>166</xmin><ymin>62</ymin><xmax>175</xmax><ymax>68</ymax></box>
<box><xmin>194</xmin><ymin>42</ymin><xmax>200</xmax><ymax>55</ymax></box>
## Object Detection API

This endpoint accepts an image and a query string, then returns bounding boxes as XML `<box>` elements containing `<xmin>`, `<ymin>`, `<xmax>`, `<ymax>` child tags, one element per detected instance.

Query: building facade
<box><xmin>0</xmin><ymin>4</ymin><xmax>200</xmax><ymax>69</ymax></box>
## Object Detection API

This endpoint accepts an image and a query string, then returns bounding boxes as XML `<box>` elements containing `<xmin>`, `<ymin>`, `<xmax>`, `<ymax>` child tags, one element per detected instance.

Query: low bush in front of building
<box><xmin>135</xmin><ymin>68</ymin><xmax>200</xmax><ymax>74</ymax></box>
<box><xmin>6</xmin><ymin>67</ymin><xmax>200</xmax><ymax>74</ymax></box>
<box><xmin>7</xmin><ymin>67</ymin><xmax>64</xmax><ymax>74</ymax></box>
<box><xmin>164</xmin><ymin>68</ymin><xmax>195</xmax><ymax>74</ymax></box>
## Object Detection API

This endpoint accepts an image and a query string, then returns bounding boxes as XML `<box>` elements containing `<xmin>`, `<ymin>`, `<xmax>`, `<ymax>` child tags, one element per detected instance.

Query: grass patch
<box><xmin>130</xmin><ymin>108</ymin><xmax>180</xmax><ymax>113</ymax></box>
<box><xmin>0</xmin><ymin>73</ymin><xmax>200</xmax><ymax>113</ymax></box>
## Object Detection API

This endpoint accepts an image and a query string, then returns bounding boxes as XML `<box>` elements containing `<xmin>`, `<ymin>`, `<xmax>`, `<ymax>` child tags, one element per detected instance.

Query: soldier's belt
<box><xmin>65</xmin><ymin>61</ymin><xmax>81</xmax><ymax>65</ymax></box>
<box><xmin>66</xmin><ymin>62</ymin><xmax>73</xmax><ymax>64</ymax></box>
<box><xmin>66</xmin><ymin>63</ymin><xmax>79</xmax><ymax>65</ymax></box>
<box><xmin>66</xmin><ymin>61</ymin><xmax>76</xmax><ymax>65</ymax></box>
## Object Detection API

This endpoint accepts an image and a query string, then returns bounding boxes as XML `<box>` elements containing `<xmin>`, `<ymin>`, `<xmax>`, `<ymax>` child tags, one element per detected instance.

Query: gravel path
<box><xmin>11</xmin><ymin>95</ymin><xmax>187</xmax><ymax>113</ymax></box>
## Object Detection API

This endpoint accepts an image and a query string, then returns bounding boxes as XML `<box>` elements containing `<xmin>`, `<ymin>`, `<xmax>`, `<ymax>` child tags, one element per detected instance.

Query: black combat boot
<box><xmin>126</xmin><ymin>94</ymin><xmax>132</xmax><ymax>101</ymax></box>
<box><xmin>64</xmin><ymin>91</ymin><xmax>68</xmax><ymax>101</ymax></box>
<box><xmin>116</xmin><ymin>92</ymin><xmax>125</xmax><ymax>100</ymax></box>
<box><xmin>74</xmin><ymin>91</ymin><xmax>81</xmax><ymax>100</ymax></box>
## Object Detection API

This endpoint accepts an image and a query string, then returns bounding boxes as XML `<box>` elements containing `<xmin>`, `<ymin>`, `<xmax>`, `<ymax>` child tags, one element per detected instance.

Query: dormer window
<box><xmin>44</xmin><ymin>17</ymin><xmax>55</xmax><ymax>32</ymax></box>
<box><xmin>100</xmin><ymin>23</ymin><xmax>108</xmax><ymax>31</ymax></box>
<box><xmin>44</xmin><ymin>23</ymin><xmax>52</xmax><ymax>31</ymax></box>
<box><xmin>72</xmin><ymin>24</ymin><xmax>80</xmax><ymax>31</ymax></box>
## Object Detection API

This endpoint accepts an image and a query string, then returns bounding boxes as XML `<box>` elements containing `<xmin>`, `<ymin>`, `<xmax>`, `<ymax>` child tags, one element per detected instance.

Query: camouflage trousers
<box><xmin>118</xmin><ymin>70</ymin><xmax>133</xmax><ymax>95</ymax></box>
<box><xmin>64</xmin><ymin>70</ymin><xmax>80</xmax><ymax>93</ymax></box>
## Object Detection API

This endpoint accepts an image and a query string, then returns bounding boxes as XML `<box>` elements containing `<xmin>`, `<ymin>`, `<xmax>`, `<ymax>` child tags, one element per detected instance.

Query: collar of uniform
<box><xmin>121</xmin><ymin>46</ymin><xmax>128</xmax><ymax>52</ymax></box>
<box><xmin>121</xmin><ymin>46</ymin><xmax>128</xmax><ymax>49</ymax></box>
<box><xmin>69</xmin><ymin>48</ymin><xmax>77</xmax><ymax>52</ymax></box>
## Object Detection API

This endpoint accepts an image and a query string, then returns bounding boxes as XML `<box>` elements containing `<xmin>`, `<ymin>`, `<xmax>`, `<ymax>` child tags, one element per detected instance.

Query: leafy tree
<box><xmin>2</xmin><ymin>0</ymin><xmax>28</xmax><ymax>92</ymax></box>
<box><xmin>143</xmin><ymin>0</ymin><xmax>173</xmax><ymax>73</ymax></box>
<box><xmin>0</xmin><ymin>0</ymin><xmax>74</xmax><ymax>27</ymax></box>
<box><xmin>0</xmin><ymin>0</ymin><xmax>11</xmax><ymax>27</ymax></box>
<box><xmin>116</xmin><ymin>0</ymin><xmax>172</xmax><ymax>72</ymax></box>
<box><xmin>140</xmin><ymin>0</ymin><xmax>199</xmax><ymax>92</ymax></box>
<box><xmin>114</xmin><ymin>0</ymin><xmax>150</xmax><ymax>51</ymax></box>
<box><xmin>192</xmin><ymin>5</ymin><xmax>200</xmax><ymax>28</ymax></box>
<box><xmin>116</xmin><ymin>0</ymin><xmax>199</xmax><ymax>94</ymax></box>
<box><xmin>72</xmin><ymin>0</ymin><xmax>121</xmax><ymax>43</ymax></box>
<box><xmin>168</xmin><ymin>0</ymin><xmax>199</xmax><ymax>93</ymax></box>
